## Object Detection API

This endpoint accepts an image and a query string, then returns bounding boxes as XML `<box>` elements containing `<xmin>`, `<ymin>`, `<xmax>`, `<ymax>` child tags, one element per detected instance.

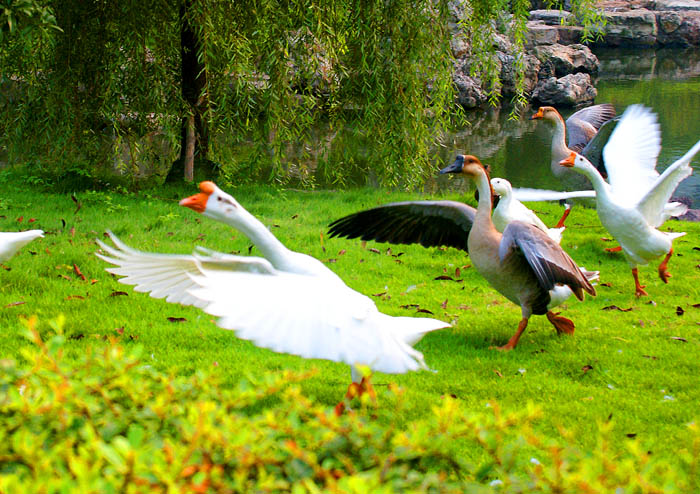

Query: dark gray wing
<box><xmin>328</xmin><ymin>200</ymin><xmax>475</xmax><ymax>252</ymax></box>
<box><xmin>499</xmin><ymin>221</ymin><xmax>596</xmax><ymax>300</ymax></box>
<box><xmin>566</xmin><ymin>103</ymin><xmax>617</xmax><ymax>152</ymax></box>
<box><xmin>580</xmin><ymin>116</ymin><xmax>620</xmax><ymax>176</ymax></box>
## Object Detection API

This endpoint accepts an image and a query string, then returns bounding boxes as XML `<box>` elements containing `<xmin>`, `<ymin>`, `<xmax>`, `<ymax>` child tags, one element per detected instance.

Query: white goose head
<box><xmin>490</xmin><ymin>178</ymin><xmax>512</xmax><ymax>198</ymax></box>
<box><xmin>179</xmin><ymin>181</ymin><xmax>244</xmax><ymax>223</ymax></box>
<box><xmin>559</xmin><ymin>151</ymin><xmax>596</xmax><ymax>174</ymax></box>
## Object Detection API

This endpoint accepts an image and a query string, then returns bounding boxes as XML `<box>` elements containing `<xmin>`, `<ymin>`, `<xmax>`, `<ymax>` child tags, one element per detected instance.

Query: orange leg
<box><xmin>632</xmin><ymin>267</ymin><xmax>648</xmax><ymax>297</ymax></box>
<box><xmin>658</xmin><ymin>248</ymin><xmax>673</xmax><ymax>283</ymax></box>
<box><xmin>493</xmin><ymin>317</ymin><xmax>529</xmax><ymax>351</ymax></box>
<box><xmin>546</xmin><ymin>311</ymin><xmax>575</xmax><ymax>335</ymax></box>
<box><xmin>605</xmin><ymin>245</ymin><xmax>623</xmax><ymax>253</ymax></box>
<box><xmin>554</xmin><ymin>205</ymin><xmax>572</xmax><ymax>229</ymax></box>
<box><xmin>334</xmin><ymin>376</ymin><xmax>376</xmax><ymax>416</ymax></box>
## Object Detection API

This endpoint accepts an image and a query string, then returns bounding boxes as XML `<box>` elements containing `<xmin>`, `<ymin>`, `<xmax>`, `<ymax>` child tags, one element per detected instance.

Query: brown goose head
<box><xmin>440</xmin><ymin>155</ymin><xmax>497</xmax><ymax>208</ymax></box>
<box><xmin>531</xmin><ymin>106</ymin><xmax>563</xmax><ymax>125</ymax></box>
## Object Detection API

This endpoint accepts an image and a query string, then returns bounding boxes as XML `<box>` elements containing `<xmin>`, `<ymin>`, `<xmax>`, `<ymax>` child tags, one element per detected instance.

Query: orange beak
<box><xmin>530</xmin><ymin>108</ymin><xmax>544</xmax><ymax>120</ymax></box>
<box><xmin>559</xmin><ymin>152</ymin><xmax>577</xmax><ymax>168</ymax></box>
<box><xmin>179</xmin><ymin>181</ymin><xmax>216</xmax><ymax>213</ymax></box>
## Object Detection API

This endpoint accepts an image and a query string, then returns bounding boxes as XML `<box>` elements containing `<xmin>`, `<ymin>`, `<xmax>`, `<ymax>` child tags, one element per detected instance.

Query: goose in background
<box><xmin>491</xmin><ymin>178</ymin><xmax>565</xmax><ymax>243</ymax></box>
<box><xmin>531</xmin><ymin>103</ymin><xmax>617</xmax><ymax>183</ymax></box>
<box><xmin>0</xmin><ymin>230</ymin><xmax>44</xmax><ymax>263</ymax></box>
<box><xmin>559</xmin><ymin>104</ymin><xmax>700</xmax><ymax>297</ymax></box>
<box><xmin>331</xmin><ymin>156</ymin><xmax>597</xmax><ymax>350</ymax></box>
<box><xmin>96</xmin><ymin>181</ymin><xmax>449</xmax><ymax>409</ymax></box>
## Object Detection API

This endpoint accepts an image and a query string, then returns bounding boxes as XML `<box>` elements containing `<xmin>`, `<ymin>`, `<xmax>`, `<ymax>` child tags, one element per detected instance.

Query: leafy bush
<box><xmin>0</xmin><ymin>316</ymin><xmax>697</xmax><ymax>493</ymax></box>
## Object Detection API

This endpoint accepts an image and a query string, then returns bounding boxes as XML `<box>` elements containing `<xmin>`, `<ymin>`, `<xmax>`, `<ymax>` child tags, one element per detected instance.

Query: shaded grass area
<box><xmin>0</xmin><ymin>177</ymin><xmax>698</xmax><ymax>462</ymax></box>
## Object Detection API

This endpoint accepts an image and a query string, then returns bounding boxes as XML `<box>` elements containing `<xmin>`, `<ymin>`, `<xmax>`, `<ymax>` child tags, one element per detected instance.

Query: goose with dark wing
<box><xmin>330</xmin><ymin>155</ymin><xmax>597</xmax><ymax>350</ymax></box>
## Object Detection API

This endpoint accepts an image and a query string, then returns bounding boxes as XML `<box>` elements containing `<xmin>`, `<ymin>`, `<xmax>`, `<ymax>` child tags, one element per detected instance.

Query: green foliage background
<box><xmin>0</xmin><ymin>0</ymin><xmax>604</xmax><ymax>188</ymax></box>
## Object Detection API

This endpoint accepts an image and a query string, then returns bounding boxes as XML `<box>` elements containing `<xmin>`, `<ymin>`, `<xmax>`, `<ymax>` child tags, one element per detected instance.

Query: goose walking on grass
<box><xmin>559</xmin><ymin>104</ymin><xmax>700</xmax><ymax>297</ymax></box>
<box><xmin>330</xmin><ymin>156</ymin><xmax>597</xmax><ymax>350</ymax></box>
<box><xmin>0</xmin><ymin>230</ymin><xmax>44</xmax><ymax>263</ymax></box>
<box><xmin>491</xmin><ymin>177</ymin><xmax>566</xmax><ymax>243</ymax></box>
<box><xmin>96</xmin><ymin>181</ymin><xmax>449</xmax><ymax>410</ymax></box>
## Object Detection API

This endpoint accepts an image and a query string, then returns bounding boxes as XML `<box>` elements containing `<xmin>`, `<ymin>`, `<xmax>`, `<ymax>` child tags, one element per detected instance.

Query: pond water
<box><xmin>432</xmin><ymin>47</ymin><xmax>700</xmax><ymax>207</ymax></box>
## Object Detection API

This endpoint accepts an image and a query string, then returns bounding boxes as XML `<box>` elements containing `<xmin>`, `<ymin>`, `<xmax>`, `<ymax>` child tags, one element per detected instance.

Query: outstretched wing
<box><xmin>567</xmin><ymin>103</ymin><xmax>617</xmax><ymax>152</ymax></box>
<box><xmin>95</xmin><ymin>231</ymin><xmax>276</xmax><ymax>308</ymax></box>
<box><xmin>637</xmin><ymin>139</ymin><xmax>700</xmax><ymax>226</ymax></box>
<box><xmin>603</xmin><ymin>105</ymin><xmax>662</xmax><ymax>204</ymax></box>
<box><xmin>580</xmin><ymin>117</ymin><xmax>619</xmax><ymax>175</ymax></box>
<box><xmin>499</xmin><ymin>221</ymin><xmax>595</xmax><ymax>300</ymax></box>
<box><xmin>328</xmin><ymin>200</ymin><xmax>475</xmax><ymax>252</ymax></box>
<box><xmin>513</xmin><ymin>188</ymin><xmax>596</xmax><ymax>202</ymax></box>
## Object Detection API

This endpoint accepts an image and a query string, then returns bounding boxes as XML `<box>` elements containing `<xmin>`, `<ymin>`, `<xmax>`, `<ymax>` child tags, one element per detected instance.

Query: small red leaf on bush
<box><xmin>116</xmin><ymin>327</ymin><xmax>125</xmax><ymax>335</ymax></box>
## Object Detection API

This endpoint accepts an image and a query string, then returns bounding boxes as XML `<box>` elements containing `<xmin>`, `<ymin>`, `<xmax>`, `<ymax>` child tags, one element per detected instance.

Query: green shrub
<box><xmin>0</xmin><ymin>316</ymin><xmax>697</xmax><ymax>493</ymax></box>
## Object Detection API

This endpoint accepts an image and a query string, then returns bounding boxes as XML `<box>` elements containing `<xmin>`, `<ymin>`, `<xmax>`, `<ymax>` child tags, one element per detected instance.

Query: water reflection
<box><xmin>434</xmin><ymin>47</ymin><xmax>700</xmax><ymax>207</ymax></box>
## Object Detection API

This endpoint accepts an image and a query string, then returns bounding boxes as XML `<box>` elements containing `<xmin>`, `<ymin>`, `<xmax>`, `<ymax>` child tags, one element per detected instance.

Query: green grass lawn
<box><xmin>1</xmin><ymin>176</ymin><xmax>698</xmax><ymax>463</ymax></box>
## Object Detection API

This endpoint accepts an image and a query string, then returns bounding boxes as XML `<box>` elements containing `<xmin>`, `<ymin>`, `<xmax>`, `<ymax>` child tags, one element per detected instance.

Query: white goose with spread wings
<box><xmin>560</xmin><ymin>104</ymin><xmax>700</xmax><ymax>297</ymax></box>
<box><xmin>96</xmin><ymin>181</ymin><xmax>449</xmax><ymax>401</ymax></box>
<box><xmin>330</xmin><ymin>156</ymin><xmax>597</xmax><ymax>350</ymax></box>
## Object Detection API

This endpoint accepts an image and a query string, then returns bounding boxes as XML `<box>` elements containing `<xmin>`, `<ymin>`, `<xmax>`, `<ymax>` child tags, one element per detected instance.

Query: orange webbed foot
<box><xmin>546</xmin><ymin>311</ymin><xmax>575</xmax><ymax>335</ymax></box>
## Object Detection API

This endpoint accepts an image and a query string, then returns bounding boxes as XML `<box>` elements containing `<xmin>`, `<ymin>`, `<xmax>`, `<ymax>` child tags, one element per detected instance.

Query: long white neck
<box><xmin>224</xmin><ymin>208</ymin><xmax>292</xmax><ymax>267</ymax></box>
<box><xmin>571</xmin><ymin>160</ymin><xmax>612</xmax><ymax>203</ymax></box>
<box><xmin>550</xmin><ymin>114</ymin><xmax>569</xmax><ymax>159</ymax></box>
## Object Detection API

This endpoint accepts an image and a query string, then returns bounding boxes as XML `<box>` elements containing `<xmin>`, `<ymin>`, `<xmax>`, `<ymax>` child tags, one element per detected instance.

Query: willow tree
<box><xmin>0</xmin><ymin>0</ymin><xmax>603</xmax><ymax>188</ymax></box>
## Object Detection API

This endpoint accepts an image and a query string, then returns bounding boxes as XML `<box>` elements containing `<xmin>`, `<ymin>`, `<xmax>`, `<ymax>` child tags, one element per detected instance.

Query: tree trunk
<box><xmin>179</xmin><ymin>0</ymin><xmax>208</xmax><ymax>181</ymax></box>
<box><xmin>184</xmin><ymin>114</ymin><xmax>195</xmax><ymax>182</ymax></box>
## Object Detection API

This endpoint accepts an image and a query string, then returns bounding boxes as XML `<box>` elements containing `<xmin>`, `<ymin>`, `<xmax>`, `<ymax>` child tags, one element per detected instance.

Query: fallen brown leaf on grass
<box><xmin>17</xmin><ymin>216</ymin><xmax>23</xmax><ymax>222</ymax></box>
<box><xmin>493</xmin><ymin>369</ymin><xmax>503</xmax><ymax>378</ymax></box>
<box><xmin>440</xmin><ymin>299</ymin><xmax>448</xmax><ymax>309</ymax></box>
<box><xmin>337</xmin><ymin>249</ymin><xmax>346</xmax><ymax>256</ymax></box>
<box><xmin>368</xmin><ymin>248</ymin><xmax>381</xmax><ymax>254</ymax></box>
<box><xmin>416</xmin><ymin>308</ymin><xmax>434</xmax><ymax>315</ymax></box>
<box><xmin>582</xmin><ymin>364</ymin><xmax>594</xmax><ymax>374</ymax></box>
<box><xmin>600</xmin><ymin>282</ymin><xmax>613</xmax><ymax>287</ymax></box>
<box><xmin>642</xmin><ymin>355</ymin><xmax>658</xmax><ymax>360</ymax></box>
<box><xmin>5</xmin><ymin>301</ymin><xmax>25</xmax><ymax>308</ymax></box>
<box><xmin>676</xmin><ymin>306</ymin><xmax>684</xmax><ymax>316</ymax></box>
<box><xmin>66</xmin><ymin>295</ymin><xmax>85</xmax><ymax>300</ymax></box>
<box><xmin>602</xmin><ymin>305</ymin><xmax>633</xmax><ymax>312</ymax></box>
<box><xmin>73</xmin><ymin>264</ymin><xmax>86</xmax><ymax>281</ymax></box>
<box><xmin>71</xmin><ymin>194</ymin><xmax>82</xmax><ymax>213</ymax></box>
<box><xmin>670</xmin><ymin>337</ymin><xmax>687</xmax><ymax>343</ymax></box>
<box><xmin>400</xmin><ymin>304</ymin><xmax>420</xmax><ymax>309</ymax></box>
<box><xmin>110</xmin><ymin>291</ymin><xmax>129</xmax><ymax>297</ymax></box>
<box><xmin>70</xmin><ymin>226</ymin><xmax>75</xmax><ymax>237</ymax></box>
<box><xmin>167</xmin><ymin>317</ymin><xmax>187</xmax><ymax>323</ymax></box>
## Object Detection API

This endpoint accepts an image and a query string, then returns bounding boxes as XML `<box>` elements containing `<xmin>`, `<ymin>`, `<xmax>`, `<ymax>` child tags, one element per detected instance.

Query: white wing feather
<box><xmin>603</xmin><ymin>105</ymin><xmax>662</xmax><ymax>204</ymax></box>
<box><xmin>513</xmin><ymin>188</ymin><xmax>596</xmax><ymax>202</ymax></box>
<box><xmin>188</xmin><ymin>268</ymin><xmax>448</xmax><ymax>374</ymax></box>
<box><xmin>96</xmin><ymin>232</ymin><xmax>276</xmax><ymax>308</ymax></box>
<box><xmin>637</xmin><ymin>138</ymin><xmax>700</xmax><ymax>226</ymax></box>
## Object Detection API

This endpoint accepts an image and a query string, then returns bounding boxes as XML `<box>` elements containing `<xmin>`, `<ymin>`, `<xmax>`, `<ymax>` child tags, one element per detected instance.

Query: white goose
<box><xmin>560</xmin><ymin>104</ymin><xmax>700</xmax><ymax>297</ymax></box>
<box><xmin>96</xmin><ymin>181</ymin><xmax>449</xmax><ymax>405</ymax></box>
<box><xmin>0</xmin><ymin>230</ymin><xmax>44</xmax><ymax>262</ymax></box>
<box><xmin>491</xmin><ymin>178</ymin><xmax>566</xmax><ymax>243</ymax></box>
